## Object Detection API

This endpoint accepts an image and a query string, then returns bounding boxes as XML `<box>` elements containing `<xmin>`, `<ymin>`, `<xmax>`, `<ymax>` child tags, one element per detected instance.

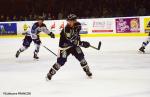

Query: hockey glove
<box><xmin>48</xmin><ymin>32</ymin><xmax>55</xmax><ymax>38</ymax></box>
<box><xmin>80</xmin><ymin>41</ymin><xmax>90</xmax><ymax>48</ymax></box>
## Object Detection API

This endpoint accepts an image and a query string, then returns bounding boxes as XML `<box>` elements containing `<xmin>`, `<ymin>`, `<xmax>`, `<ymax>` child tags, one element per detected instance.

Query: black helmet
<box><xmin>67</xmin><ymin>14</ymin><xmax>77</xmax><ymax>21</ymax></box>
<box><xmin>37</xmin><ymin>16</ymin><xmax>44</xmax><ymax>21</ymax></box>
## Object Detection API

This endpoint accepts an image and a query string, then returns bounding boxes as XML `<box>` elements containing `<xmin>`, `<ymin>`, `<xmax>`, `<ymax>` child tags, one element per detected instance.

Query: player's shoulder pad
<box><xmin>41</xmin><ymin>23</ymin><xmax>46</xmax><ymax>27</ymax></box>
<box><xmin>34</xmin><ymin>22</ymin><xmax>39</xmax><ymax>26</ymax></box>
<box><xmin>74</xmin><ymin>22</ymin><xmax>81</xmax><ymax>26</ymax></box>
<box><xmin>65</xmin><ymin>24</ymin><xmax>70</xmax><ymax>28</ymax></box>
<box><xmin>74</xmin><ymin>22</ymin><xmax>81</xmax><ymax>30</ymax></box>
<box><xmin>32</xmin><ymin>22</ymin><xmax>38</xmax><ymax>30</ymax></box>
<box><xmin>64</xmin><ymin>24</ymin><xmax>71</xmax><ymax>30</ymax></box>
<box><xmin>61</xmin><ymin>25</ymin><xmax>70</xmax><ymax>35</ymax></box>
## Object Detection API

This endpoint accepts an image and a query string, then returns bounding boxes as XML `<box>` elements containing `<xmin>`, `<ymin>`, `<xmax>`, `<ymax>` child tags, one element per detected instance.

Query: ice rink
<box><xmin>0</xmin><ymin>37</ymin><xmax>150</xmax><ymax>97</ymax></box>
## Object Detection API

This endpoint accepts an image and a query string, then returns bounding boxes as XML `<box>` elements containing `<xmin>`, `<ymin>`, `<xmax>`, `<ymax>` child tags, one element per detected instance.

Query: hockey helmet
<box><xmin>37</xmin><ymin>16</ymin><xmax>44</xmax><ymax>21</ymax></box>
<box><xmin>67</xmin><ymin>14</ymin><xmax>77</xmax><ymax>21</ymax></box>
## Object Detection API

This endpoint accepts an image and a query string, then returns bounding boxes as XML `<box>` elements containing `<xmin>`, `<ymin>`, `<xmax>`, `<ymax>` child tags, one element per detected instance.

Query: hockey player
<box><xmin>15</xmin><ymin>16</ymin><xmax>55</xmax><ymax>59</ymax></box>
<box><xmin>46</xmin><ymin>14</ymin><xmax>92</xmax><ymax>80</ymax></box>
<box><xmin>139</xmin><ymin>32</ymin><xmax>150</xmax><ymax>53</ymax></box>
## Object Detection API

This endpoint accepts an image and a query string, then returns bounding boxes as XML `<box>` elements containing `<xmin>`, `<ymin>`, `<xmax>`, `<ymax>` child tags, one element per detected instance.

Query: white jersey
<box><xmin>24</xmin><ymin>22</ymin><xmax>51</xmax><ymax>39</ymax></box>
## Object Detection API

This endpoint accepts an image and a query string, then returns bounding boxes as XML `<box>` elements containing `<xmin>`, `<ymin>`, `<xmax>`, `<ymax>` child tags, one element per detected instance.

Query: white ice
<box><xmin>0</xmin><ymin>37</ymin><xmax>150</xmax><ymax>97</ymax></box>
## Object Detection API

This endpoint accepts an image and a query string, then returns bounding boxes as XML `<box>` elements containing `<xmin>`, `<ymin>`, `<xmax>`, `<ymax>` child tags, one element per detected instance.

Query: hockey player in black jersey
<box><xmin>15</xmin><ymin>16</ymin><xmax>55</xmax><ymax>59</ymax></box>
<box><xmin>139</xmin><ymin>32</ymin><xmax>150</xmax><ymax>53</ymax></box>
<box><xmin>46</xmin><ymin>14</ymin><xmax>92</xmax><ymax>80</ymax></box>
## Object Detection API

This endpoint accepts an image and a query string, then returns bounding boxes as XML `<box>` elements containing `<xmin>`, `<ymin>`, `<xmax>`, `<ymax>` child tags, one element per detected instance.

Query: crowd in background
<box><xmin>0</xmin><ymin>0</ymin><xmax>149</xmax><ymax>21</ymax></box>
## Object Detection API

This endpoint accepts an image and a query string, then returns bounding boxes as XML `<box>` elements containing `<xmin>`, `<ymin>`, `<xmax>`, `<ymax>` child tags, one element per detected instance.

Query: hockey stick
<box><xmin>42</xmin><ymin>41</ymin><xmax>101</xmax><ymax>57</ymax></box>
<box><xmin>42</xmin><ymin>45</ymin><xmax>57</xmax><ymax>56</ymax></box>
<box><xmin>90</xmin><ymin>41</ymin><xmax>101</xmax><ymax>50</ymax></box>
<box><xmin>62</xmin><ymin>41</ymin><xmax>101</xmax><ymax>51</ymax></box>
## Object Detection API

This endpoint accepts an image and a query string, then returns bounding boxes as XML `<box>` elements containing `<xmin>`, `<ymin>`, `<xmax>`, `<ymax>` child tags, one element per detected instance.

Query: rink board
<box><xmin>0</xmin><ymin>33</ymin><xmax>148</xmax><ymax>38</ymax></box>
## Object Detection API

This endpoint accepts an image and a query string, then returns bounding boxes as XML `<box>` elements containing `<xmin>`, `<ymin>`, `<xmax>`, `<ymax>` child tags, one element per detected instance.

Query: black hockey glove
<box><xmin>80</xmin><ymin>41</ymin><xmax>90</xmax><ymax>48</ymax></box>
<box><xmin>48</xmin><ymin>32</ymin><xmax>55</xmax><ymax>38</ymax></box>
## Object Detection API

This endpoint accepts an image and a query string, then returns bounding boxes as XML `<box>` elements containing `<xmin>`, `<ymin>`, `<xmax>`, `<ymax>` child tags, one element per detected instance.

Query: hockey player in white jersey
<box><xmin>15</xmin><ymin>16</ymin><xmax>55</xmax><ymax>59</ymax></box>
<box><xmin>139</xmin><ymin>32</ymin><xmax>150</xmax><ymax>53</ymax></box>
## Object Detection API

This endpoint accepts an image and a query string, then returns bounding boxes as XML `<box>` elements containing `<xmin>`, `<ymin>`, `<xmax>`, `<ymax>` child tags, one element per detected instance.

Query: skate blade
<box><xmin>45</xmin><ymin>76</ymin><xmax>51</xmax><ymax>81</ymax></box>
<box><xmin>138</xmin><ymin>50</ymin><xmax>145</xmax><ymax>54</ymax></box>
<box><xmin>87</xmin><ymin>76</ymin><xmax>92</xmax><ymax>79</ymax></box>
<box><xmin>46</xmin><ymin>77</ymin><xmax>49</xmax><ymax>81</ymax></box>
<box><xmin>33</xmin><ymin>58</ymin><xmax>39</xmax><ymax>61</ymax></box>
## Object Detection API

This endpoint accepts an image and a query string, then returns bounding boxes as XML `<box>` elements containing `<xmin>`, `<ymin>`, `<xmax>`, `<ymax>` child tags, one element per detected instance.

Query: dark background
<box><xmin>0</xmin><ymin>0</ymin><xmax>149</xmax><ymax>21</ymax></box>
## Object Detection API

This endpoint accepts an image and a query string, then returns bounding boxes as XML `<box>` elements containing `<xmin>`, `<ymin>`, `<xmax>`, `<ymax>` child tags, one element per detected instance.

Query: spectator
<box><xmin>0</xmin><ymin>0</ymin><xmax>149</xmax><ymax>21</ymax></box>
<box><xmin>13</xmin><ymin>16</ymin><xmax>17</xmax><ymax>21</ymax></box>
<box><xmin>0</xmin><ymin>15</ymin><xmax>5</xmax><ymax>21</ymax></box>
<box><xmin>138</xmin><ymin>5</ymin><xmax>147</xmax><ymax>16</ymax></box>
<box><xmin>58</xmin><ymin>12</ymin><xmax>63</xmax><ymax>20</ymax></box>
<box><xmin>47</xmin><ymin>13</ymin><xmax>52</xmax><ymax>20</ymax></box>
<box><xmin>6</xmin><ymin>16</ymin><xmax>11</xmax><ymax>21</ymax></box>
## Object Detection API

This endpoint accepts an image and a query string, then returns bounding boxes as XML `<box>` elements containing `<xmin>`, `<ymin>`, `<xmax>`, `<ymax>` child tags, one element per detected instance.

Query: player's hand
<box><xmin>80</xmin><ymin>41</ymin><xmax>90</xmax><ymax>48</ymax></box>
<box><xmin>49</xmin><ymin>32</ymin><xmax>55</xmax><ymax>38</ymax></box>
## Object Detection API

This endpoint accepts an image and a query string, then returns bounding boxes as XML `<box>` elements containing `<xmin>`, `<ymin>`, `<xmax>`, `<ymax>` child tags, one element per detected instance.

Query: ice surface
<box><xmin>0</xmin><ymin>37</ymin><xmax>150</xmax><ymax>97</ymax></box>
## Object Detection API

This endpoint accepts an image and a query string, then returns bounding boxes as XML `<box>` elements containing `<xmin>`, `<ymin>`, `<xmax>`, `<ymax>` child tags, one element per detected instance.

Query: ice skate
<box><xmin>139</xmin><ymin>46</ymin><xmax>145</xmax><ymax>53</ymax></box>
<box><xmin>33</xmin><ymin>52</ymin><xmax>39</xmax><ymax>59</ymax></box>
<box><xmin>15</xmin><ymin>50</ymin><xmax>21</xmax><ymax>58</ymax></box>
<box><xmin>86</xmin><ymin>70</ymin><xmax>92</xmax><ymax>79</ymax></box>
<box><xmin>83</xmin><ymin>65</ymin><xmax>92</xmax><ymax>79</ymax></box>
<box><xmin>46</xmin><ymin>73</ymin><xmax>53</xmax><ymax>81</ymax></box>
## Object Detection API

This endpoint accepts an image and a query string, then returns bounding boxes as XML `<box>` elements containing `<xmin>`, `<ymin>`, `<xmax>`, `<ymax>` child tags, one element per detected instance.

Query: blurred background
<box><xmin>0</xmin><ymin>0</ymin><xmax>149</xmax><ymax>21</ymax></box>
